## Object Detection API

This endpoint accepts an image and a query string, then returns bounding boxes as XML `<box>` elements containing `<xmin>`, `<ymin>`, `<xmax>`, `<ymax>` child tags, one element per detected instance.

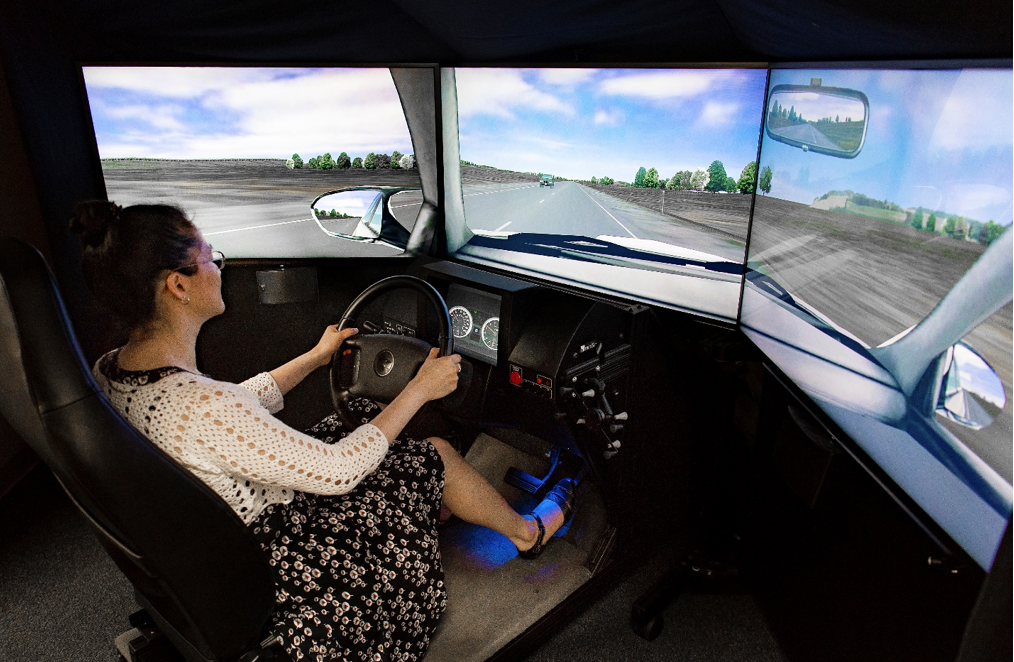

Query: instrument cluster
<box><xmin>446</xmin><ymin>283</ymin><xmax>502</xmax><ymax>364</ymax></box>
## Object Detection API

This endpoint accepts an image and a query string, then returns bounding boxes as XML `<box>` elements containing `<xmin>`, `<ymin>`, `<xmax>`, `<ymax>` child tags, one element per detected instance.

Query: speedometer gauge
<box><xmin>481</xmin><ymin>317</ymin><xmax>499</xmax><ymax>351</ymax></box>
<box><xmin>449</xmin><ymin>306</ymin><xmax>473</xmax><ymax>339</ymax></box>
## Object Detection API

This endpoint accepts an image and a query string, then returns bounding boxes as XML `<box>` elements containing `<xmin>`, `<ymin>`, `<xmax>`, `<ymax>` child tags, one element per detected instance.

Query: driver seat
<box><xmin>0</xmin><ymin>237</ymin><xmax>287</xmax><ymax>662</ymax></box>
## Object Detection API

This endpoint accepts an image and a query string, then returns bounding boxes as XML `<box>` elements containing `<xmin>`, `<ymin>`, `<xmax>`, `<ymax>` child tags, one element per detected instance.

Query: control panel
<box><xmin>508</xmin><ymin>363</ymin><xmax>554</xmax><ymax>398</ymax></box>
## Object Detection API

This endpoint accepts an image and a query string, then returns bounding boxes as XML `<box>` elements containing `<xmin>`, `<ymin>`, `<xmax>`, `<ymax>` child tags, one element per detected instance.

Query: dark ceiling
<box><xmin>1</xmin><ymin>0</ymin><xmax>1011</xmax><ymax>64</ymax></box>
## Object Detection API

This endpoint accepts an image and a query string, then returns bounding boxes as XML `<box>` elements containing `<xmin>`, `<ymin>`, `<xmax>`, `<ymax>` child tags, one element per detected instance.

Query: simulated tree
<box><xmin>705</xmin><ymin>160</ymin><xmax>728</xmax><ymax>192</ymax></box>
<box><xmin>910</xmin><ymin>209</ymin><xmax>924</xmax><ymax>230</ymax></box>
<box><xmin>669</xmin><ymin>170</ymin><xmax>692</xmax><ymax>191</ymax></box>
<box><xmin>944</xmin><ymin>215</ymin><xmax>969</xmax><ymax>240</ymax></box>
<box><xmin>291</xmin><ymin>153</ymin><xmax>303</xmax><ymax>169</ymax></box>
<box><xmin>336</xmin><ymin>152</ymin><xmax>351</xmax><ymax>169</ymax></box>
<box><xmin>634</xmin><ymin>167</ymin><xmax>647</xmax><ymax>188</ymax></box>
<box><xmin>352</xmin><ymin>156</ymin><xmax>363</xmax><ymax>168</ymax></box>
<box><xmin>979</xmin><ymin>220</ymin><xmax>1004</xmax><ymax>245</ymax></box>
<box><xmin>737</xmin><ymin>161</ymin><xmax>757</xmax><ymax>194</ymax></box>
<box><xmin>758</xmin><ymin>165</ymin><xmax>772</xmax><ymax>195</ymax></box>
<box><xmin>644</xmin><ymin>167</ymin><xmax>660</xmax><ymax>189</ymax></box>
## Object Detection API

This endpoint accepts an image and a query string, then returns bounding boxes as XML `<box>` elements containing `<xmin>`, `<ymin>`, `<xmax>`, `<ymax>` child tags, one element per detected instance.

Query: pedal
<box><xmin>504</xmin><ymin>467</ymin><xmax>543</xmax><ymax>494</ymax></box>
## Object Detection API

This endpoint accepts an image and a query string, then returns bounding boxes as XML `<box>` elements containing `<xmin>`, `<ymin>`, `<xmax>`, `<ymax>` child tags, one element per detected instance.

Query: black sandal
<box><xmin>518</xmin><ymin>478</ymin><xmax>577</xmax><ymax>559</ymax></box>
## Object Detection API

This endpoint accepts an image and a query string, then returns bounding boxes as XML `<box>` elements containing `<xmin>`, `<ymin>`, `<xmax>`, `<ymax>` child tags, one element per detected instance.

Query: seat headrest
<box><xmin>0</xmin><ymin>238</ymin><xmax>97</xmax><ymax>416</ymax></box>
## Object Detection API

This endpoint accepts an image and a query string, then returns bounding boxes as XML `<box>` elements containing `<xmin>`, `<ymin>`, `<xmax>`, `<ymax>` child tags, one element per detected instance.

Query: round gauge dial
<box><xmin>449</xmin><ymin>306</ymin><xmax>473</xmax><ymax>339</ymax></box>
<box><xmin>481</xmin><ymin>317</ymin><xmax>500</xmax><ymax>351</ymax></box>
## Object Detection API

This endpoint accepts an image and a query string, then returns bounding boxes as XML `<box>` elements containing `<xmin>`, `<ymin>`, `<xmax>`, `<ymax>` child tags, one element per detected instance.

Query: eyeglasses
<box><xmin>177</xmin><ymin>250</ymin><xmax>225</xmax><ymax>273</ymax></box>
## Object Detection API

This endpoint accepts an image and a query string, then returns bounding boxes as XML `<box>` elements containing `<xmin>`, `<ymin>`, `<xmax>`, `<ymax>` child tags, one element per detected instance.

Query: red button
<box><xmin>509</xmin><ymin>371</ymin><xmax>522</xmax><ymax>386</ymax></box>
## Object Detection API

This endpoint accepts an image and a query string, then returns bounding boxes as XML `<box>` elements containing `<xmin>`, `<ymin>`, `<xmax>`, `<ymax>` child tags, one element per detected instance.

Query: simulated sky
<box><xmin>759</xmin><ymin>68</ymin><xmax>1014</xmax><ymax>225</ymax></box>
<box><xmin>454</xmin><ymin>68</ymin><xmax>769</xmax><ymax>185</ymax></box>
<box><xmin>83</xmin><ymin>67</ymin><xmax>414</xmax><ymax>160</ymax></box>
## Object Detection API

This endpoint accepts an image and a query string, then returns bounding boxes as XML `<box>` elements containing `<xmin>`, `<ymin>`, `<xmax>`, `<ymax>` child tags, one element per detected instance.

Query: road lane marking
<box><xmin>204</xmin><ymin>218</ymin><xmax>314</xmax><ymax>236</ymax></box>
<box><xmin>494</xmin><ymin>221</ymin><xmax>512</xmax><ymax>231</ymax></box>
<box><xmin>576</xmin><ymin>185</ymin><xmax>637</xmax><ymax>238</ymax></box>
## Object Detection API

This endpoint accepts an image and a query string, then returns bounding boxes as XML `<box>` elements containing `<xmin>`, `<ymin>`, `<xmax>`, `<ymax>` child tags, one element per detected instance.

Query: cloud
<box><xmin>538</xmin><ymin>69</ymin><xmax>598</xmax><ymax>87</ymax></box>
<box><xmin>699</xmin><ymin>102</ymin><xmax>739</xmax><ymax>126</ymax></box>
<box><xmin>593</xmin><ymin>108</ymin><xmax>624</xmax><ymax>126</ymax></box>
<box><xmin>102</xmin><ymin>103</ymin><xmax>187</xmax><ymax>131</ymax></box>
<box><xmin>598</xmin><ymin>71</ymin><xmax>727</xmax><ymax>100</ymax></box>
<box><xmin>455</xmin><ymin>69</ymin><xmax>573</xmax><ymax>118</ymax></box>
<box><xmin>943</xmin><ymin>183</ymin><xmax>1012</xmax><ymax>218</ymax></box>
<box><xmin>84</xmin><ymin>66</ymin><xmax>278</xmax><ymax>98</ymax></box>
<box><xmin>930</xmin><ymin>69</ymin><xmax>1013</xmax><ymax>151</ymax></box>
<box><xmin>86</xmin><ymin>68</ymin><xmax>413</xmax><ymax>158</ymax></box>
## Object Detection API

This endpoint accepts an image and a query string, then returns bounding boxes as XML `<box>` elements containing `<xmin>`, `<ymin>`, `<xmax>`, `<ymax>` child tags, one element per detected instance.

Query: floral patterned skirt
<box><xmin>250</xmin><ymin>400</ymin><xmax>447</xmax><ymax>662</ymax></box>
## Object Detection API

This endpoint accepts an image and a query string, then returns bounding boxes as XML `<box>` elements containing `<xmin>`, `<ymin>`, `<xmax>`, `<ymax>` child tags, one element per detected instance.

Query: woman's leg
<box><xmin>427</xmin><ymin>437</ymin><xmax>566</xmax><ymax>552</ymax></box>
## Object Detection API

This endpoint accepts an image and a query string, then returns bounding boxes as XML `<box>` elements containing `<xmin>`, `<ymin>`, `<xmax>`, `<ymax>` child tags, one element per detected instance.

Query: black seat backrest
<box><xmin>0</xmin><ymin>238</ymin><xmax>277</xmax><ymax>661</ymax></box>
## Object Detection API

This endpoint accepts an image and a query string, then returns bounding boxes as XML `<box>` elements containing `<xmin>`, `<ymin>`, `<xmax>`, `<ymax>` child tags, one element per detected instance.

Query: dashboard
<box><xmin>348</xmin><ymin>259</ymin><xmax>660</xmax><ymax>488</ymax></box>
<box><xmin>421</xmin><ymin>260</ymin><xmax>647</xmax><ymax>474</ymax></box>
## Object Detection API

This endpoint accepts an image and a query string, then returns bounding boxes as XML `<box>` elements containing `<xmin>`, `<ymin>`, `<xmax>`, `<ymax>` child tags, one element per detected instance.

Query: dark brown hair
<box><xmin>70</xmin><ymin>201</ymin><xmax>200</xmax><ymax>331</ymax></box>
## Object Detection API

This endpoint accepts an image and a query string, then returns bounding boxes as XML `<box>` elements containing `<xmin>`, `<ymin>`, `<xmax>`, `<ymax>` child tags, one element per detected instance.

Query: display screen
<box><xmin>81</xmin><ymin>66</ymin><xmax>423</xmax><ymax>258</ymax></box>
<box><xmin>446</xmin><ymin>67</ymin><xmax>768</xmax><ymax>321</ymax></box>
<box><xmin>743</xmin><ymin>68</ymin><xmax>1013</xmax><ymax>569</ymax></box>
<box><xmin>447</xmin><ymin>283</ymin><xmax>502</xmax><ymax>364</ymax></box>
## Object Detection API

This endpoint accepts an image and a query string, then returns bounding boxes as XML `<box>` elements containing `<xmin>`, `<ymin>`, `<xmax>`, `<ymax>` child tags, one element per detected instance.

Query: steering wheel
<box><xmin>330</xmin><ymin>275</ymin><xmax>453</xmax><ymax>430</ymax></box>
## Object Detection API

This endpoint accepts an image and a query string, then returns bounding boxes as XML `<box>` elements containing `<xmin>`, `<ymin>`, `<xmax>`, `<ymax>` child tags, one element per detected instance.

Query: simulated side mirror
<box><xmin>765</xmin><ymin>81</ymin><xmax>869</xmax><ymax>159</ymax></box>
<box><xmin>936</xmin><ymin>342</ymin><xmax>1006</xmax><ymax>430</ymax></box>
<box><xmin>311</xmin><ymin>188</ymin><xmax>384</xmax><ymax>242</ymax></box>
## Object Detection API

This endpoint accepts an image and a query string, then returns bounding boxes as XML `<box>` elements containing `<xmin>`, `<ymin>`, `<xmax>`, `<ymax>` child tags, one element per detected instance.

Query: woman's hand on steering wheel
<box><xmin>312</xmin><ymin>325</ymin><xmax>359</xmax><ymax>368</ymax></box>
<box><xmin>408</xmin><ymin>348</ymin><xmax>462</xmax><ymax>402</ymax></box>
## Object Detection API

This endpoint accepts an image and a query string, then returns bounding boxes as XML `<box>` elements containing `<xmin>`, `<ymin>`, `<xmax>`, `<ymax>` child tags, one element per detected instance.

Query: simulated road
<box><xmin>462</xmin><ymin>180</ymin><xmax>745</xmax><ymax>262</ymax></box>
<box><xmin>771</xmin><ymin>122</ymin><xmax>842</xmax><ymax>150</ymax></box>
<box><xmin>107</xmin><ymin>176</ymin><xmax>746</xmax><ymax>262</ymax></box>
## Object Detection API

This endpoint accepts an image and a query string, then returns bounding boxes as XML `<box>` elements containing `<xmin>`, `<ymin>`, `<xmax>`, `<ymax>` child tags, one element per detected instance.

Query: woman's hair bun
<box><xmin>70</xmin><ymin>200</ymin><xmax>121</xmax><ymax>248</ymax></box>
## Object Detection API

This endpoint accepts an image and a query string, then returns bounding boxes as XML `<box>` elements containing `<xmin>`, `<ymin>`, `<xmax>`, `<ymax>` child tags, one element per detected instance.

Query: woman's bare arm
<box><xmin>269</xmin><ymin>326</ymin><xmax>358</xmax><ymax>395</ymax></box>
<box><xmin>370</xmin><ymin>348</ymin><xmax>461</xmax><ymax>442</ymax></box>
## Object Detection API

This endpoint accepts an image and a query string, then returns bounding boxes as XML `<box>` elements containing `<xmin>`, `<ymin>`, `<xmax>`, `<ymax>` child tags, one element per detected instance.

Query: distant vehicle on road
<box><xmin>540</xmin><ymin>174</ymin><xmax>554</xmax><ymax>187</ymax></box>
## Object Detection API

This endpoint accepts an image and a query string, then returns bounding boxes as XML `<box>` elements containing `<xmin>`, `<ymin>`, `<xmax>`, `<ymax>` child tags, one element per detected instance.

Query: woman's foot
<box><xmin>514</xmin><ymin>478</ymin><xmax>577</xmax><ymax>559</ymax></box>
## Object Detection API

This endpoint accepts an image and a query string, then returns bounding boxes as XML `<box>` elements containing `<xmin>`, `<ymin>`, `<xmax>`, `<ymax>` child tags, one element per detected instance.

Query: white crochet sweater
<box><xmin>93</xmin><ymin>351</ymin><xmax>389</xmax><ymax>524</ymax></box>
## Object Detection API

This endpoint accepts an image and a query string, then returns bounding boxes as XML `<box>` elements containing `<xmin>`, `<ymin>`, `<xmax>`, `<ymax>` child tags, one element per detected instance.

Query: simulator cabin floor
<box><xmin>0</xmin><ymin>367</ymin><xmax>983</xmax><ymax>662</ymax></box>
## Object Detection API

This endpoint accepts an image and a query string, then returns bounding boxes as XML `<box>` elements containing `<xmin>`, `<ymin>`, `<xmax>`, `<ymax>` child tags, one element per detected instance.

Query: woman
<box><xmin>71</xmin><ymin>201</ymin><xmax>575</xmax><ymax>662</ymax></box>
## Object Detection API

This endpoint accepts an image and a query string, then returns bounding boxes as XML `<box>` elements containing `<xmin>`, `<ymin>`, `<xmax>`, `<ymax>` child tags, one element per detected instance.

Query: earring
<box><xmin>182</xmin><ymin>296</ymin><xmax>191</xmax><ymax>305</ymax></box>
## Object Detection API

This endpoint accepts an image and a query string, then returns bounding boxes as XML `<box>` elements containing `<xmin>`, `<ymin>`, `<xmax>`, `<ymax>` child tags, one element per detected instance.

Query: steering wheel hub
<box><xmin>374</xmin><ymin>349</ymin><xmax>395</xmax><ymax>377</ymax></box>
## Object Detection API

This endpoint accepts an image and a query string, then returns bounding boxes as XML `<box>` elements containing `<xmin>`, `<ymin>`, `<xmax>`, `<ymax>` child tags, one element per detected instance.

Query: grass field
<box><xmin>461</xmin><ymin>165</ymin><xmax>539</xmax><ymax>185</ymax></box>
<box><xmin>581</xmin><ymin>183</ymin><xmax>752</xmax><ymax>242</ymax></box>
<box><xmin>842</xmin><ymin>200</ymin><xmax>908</xmax><ymax>223</ymax></box>
<box><xmin>813</xmin><ymin>120</ymin><xmax>864</xmax><ymax>151</ymax></box>
<box><xmin>101</xmin><ymin>159</ymin><xmax>422</xmax><ymax>210</ymax></box>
